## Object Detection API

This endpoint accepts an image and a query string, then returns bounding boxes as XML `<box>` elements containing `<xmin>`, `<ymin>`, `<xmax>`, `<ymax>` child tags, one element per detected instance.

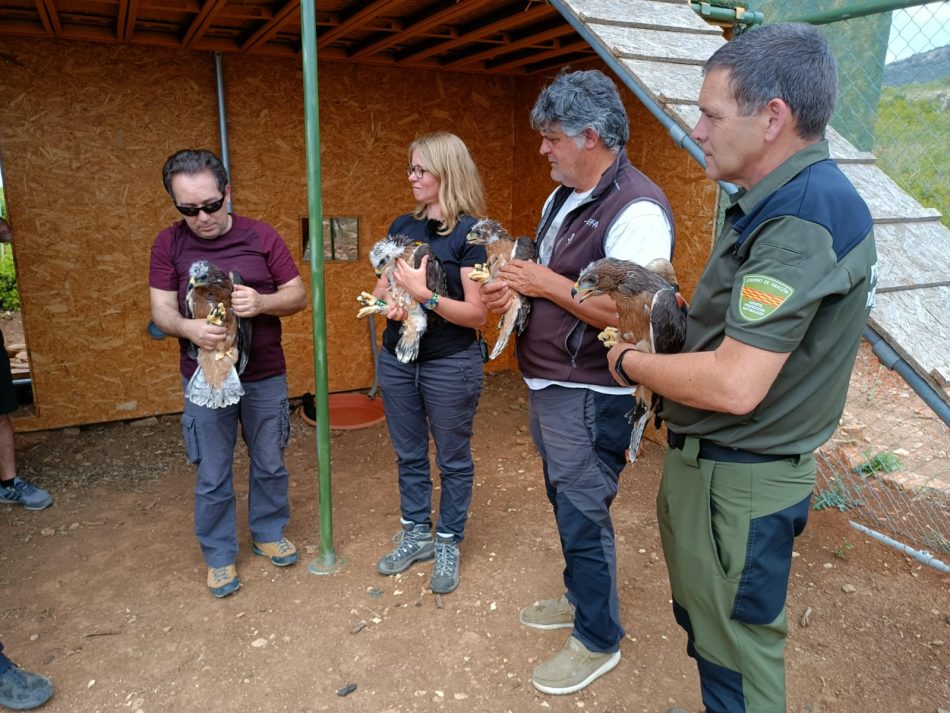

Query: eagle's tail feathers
<box><xmin>395</xmin><ymin>309</ymin><xmax>428</xmax><ymax>364</ymax></box>
<box><xmin>625</xmin><ymin>387</ymin><xmax>654</xmax><ymax>463</ymax></box>
<box><xmin>186</xmin><ymin>366</ymin><xmax>244</xmax><ymax>409</ymax></box>
<box><xmin>489</xmin><ymin>295</ymin><xmax>523</xmax><ymax>360</ymax></box>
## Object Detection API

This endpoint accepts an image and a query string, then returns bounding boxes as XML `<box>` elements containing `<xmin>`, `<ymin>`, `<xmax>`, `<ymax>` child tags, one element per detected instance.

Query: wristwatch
<box><xmin>422</xmin><ymin>292</ymin><xmax>440</xmax><ymax>310</ymax></box>
<box><xmin>614</xmin><ymin>348</ymin><xmax>638</xmax><ymax>387</ymax></box>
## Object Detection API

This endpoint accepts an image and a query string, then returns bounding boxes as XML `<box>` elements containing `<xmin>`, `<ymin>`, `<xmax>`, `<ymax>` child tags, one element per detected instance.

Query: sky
<box><xmin>887</xmin><ymin>1</ymin><xmax>950</xmax><ymax>63</ymax></box>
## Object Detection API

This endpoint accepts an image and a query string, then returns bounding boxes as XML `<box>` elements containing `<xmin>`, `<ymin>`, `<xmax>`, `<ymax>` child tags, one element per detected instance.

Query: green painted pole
<box><xmin>787</xmin><ymin>0</ymin><xmax>934</xmax><ymax>25</ymax></box>
<box><xmin>299</xmin><ymin>0</ymin><xmax>338</xmax><ymax>573</ymax></box>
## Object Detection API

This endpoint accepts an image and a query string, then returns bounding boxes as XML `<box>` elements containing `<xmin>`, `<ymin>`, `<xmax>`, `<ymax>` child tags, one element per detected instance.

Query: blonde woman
<box><xmin>372</xmin><ymin>132</ymin><xmax>488</xmax><ymax>594</ymax></box>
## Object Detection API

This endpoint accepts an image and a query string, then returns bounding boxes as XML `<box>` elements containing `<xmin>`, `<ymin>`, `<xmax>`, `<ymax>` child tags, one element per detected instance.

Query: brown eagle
<box><xmin>572</xmin><ymin>257</ymin><xmax>686</xmax><ymax>462</ymax></box>
<box><xmin>356</xmin><ymin>234</ymin><xmax>447</xmax><ymax>363</ymax></box>
<box><xmin>465</xmin><ymin>218</ymin><xmax>537</xmax><ymax>360</ymax></box>
<box><xmin>184</xmin><ymin>259</ymin><xmax>251</xmax><ymax>408</ymax></box>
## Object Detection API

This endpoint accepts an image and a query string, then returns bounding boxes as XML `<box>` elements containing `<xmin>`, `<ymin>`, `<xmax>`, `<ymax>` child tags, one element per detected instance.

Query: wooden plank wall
<box><xmin>0</xmin><ymin>37</ymin><xmax>714</xmax><ymax>431</ymax></box>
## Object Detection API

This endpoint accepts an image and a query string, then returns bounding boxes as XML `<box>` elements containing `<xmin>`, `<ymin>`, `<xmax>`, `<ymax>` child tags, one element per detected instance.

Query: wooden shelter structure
<box><xmin>0</xmin><ymin>0</ymin><xmax>944</xmax><ymax>433</ymax></box>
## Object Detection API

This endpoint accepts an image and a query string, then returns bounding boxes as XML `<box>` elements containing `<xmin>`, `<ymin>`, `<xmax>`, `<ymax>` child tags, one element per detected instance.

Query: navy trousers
<box><xmin>378</xmin><ymin>344</ymin><xmax>483</xmax><ymax>540</ymax></box>
<box><xmin>529</xmin><ymin>385</ymin><xmax>632</xmax><ymax>653</ymax></box>
<box><xmin>181</xmin><ymin>375</ymin><xmax>292</xmax><ymax>567</ymax></box>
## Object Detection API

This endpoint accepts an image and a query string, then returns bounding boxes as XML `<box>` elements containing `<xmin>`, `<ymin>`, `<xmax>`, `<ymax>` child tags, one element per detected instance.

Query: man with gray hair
<box><xmin>481</xmin><ymin>69</ymin><xmax>674</xmax><ymax>695</ymax></box>
<box><xmin>606</xmin><ymin>24</ymin><xmax>877</xmax><ymax>713</ymax></box>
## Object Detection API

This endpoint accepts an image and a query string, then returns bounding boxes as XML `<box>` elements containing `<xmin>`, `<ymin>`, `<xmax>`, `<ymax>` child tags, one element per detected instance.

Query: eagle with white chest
<box><xmin>356</xmin><ymin>234</ymin><xmax>447</xmax><ymax>364</ymax></box>
<box><xmin>465</xmin><ymin>218</ymin><xmax>537</xmax><ymax>360</ymax></box>
<box><xmin>184</xmin><ymin>259</ymin><xmax>252</xmax><ymax>408</ymax></box>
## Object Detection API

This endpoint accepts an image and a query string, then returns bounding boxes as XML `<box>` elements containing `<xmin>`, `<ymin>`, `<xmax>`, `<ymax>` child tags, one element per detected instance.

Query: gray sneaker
<box><xmin>376</xmin><ymin>522</ymin><xmax>434</xmax><ymax>575</ymax></box>
<box><xmin>0</xmin><ymin>477</ymin><xmax>53</xmax><ymax>511</ymax></box>
<box><xmin>430</xmin><ymin>534</ymin><xmax>460</xmax><ymax>594</ymax></box>
<box><xmin>520</xmin><ymin>595</ymin><xmax>574</xmax><ymax>629</ymax></box>
<box><xmin>531</xmin><ymin>635</ymin><xmax>621</xmax><ymax>695</ymax></box>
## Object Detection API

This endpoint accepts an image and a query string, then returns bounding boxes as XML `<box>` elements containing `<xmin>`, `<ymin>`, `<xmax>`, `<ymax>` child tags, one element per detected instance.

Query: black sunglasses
<box><xmin>175</xmin><ymin>196</ymin><xmax>226</xmax><ymax>217</ymax></box>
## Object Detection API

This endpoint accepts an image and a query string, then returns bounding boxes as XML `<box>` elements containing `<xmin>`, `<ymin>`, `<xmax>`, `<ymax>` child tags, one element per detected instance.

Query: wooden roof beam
<box><xmin>316</xmin><ymin>0</ymin><xmax>403</xmax><ymax>49</ymax></box>
<box><xmin>398</xmin><ymin>2</ymin><xmax>555</xmax><ymax>64</ymax></box>
<box><xmin>443</xmin><ymin>23</ymin><xmax>575</xmax><ymax>70</ymax></box>
<box><xmin>182</xmin><ymin>0</ymin><xmax>229</xmax><ymax>48</ymax></box>
<box><xmin>487</xmin><ymin>38</ymin><xmax>591</xmax><ymax>73</ymax></box>
<box><xmin>241</xmin><ymin>0</ymin><xmax>300</xmax><ymax>53</ymax></box>
<box><xmin>349</xmin><ymin>0</ymin><xmax>494</xmax><ymax>60</ymax></box>
<box><xmin>122</xmin><ymin>0</ymin><xmax>139</xmax><ymax>41</ymax></box>
<box><xmin>32</xmin><ymin>0</ymin><xmax>59</xmax><ymax>36</ymax></box>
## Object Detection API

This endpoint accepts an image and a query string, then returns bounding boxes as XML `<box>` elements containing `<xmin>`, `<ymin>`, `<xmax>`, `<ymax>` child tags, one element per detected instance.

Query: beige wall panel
<box><xmin>0</xmin><ymin>38</ymin><xmax>221</xmax><ymax>431</ymax></box>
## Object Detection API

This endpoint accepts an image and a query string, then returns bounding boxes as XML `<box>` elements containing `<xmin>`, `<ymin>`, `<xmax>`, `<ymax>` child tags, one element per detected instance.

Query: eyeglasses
<box><xmin>175</xmin><ymin>196</ymin><xmax>226</xmax><ymax>217</ymax></box>
<box><xmin>407</xmin><ymin>164</ymin><xmax>430</xmax><ymax>179</ymax></box>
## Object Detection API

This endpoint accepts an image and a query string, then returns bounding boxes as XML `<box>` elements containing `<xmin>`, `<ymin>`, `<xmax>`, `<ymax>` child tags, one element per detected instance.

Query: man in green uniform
<box><xmin>606</xmin><ymin>24</ymin><xmax>878</xmax><ymax>713</ymax></box>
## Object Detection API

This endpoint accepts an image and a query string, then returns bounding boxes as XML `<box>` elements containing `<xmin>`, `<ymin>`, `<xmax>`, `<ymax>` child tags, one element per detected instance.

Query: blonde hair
<box><xmin>409</xmin><ymin>132</ymin><xmax>486</xmax><ymax>234</ymax></box>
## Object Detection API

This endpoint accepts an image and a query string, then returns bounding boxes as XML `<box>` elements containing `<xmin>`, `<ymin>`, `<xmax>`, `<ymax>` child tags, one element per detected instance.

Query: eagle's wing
<box><xmin>230</xmin><ymin>270</ymin><xmax>253</xmax><ymax>375</ymax></box>
<box><xmin>650</xmin><ymin>289</ymin><xmax>687</xmax><ymax>355</ymax></box>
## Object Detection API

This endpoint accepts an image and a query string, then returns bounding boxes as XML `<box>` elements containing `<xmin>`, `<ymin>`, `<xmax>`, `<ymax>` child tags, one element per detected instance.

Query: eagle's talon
<box><xmin>206</xmin><ymin>302</ymin><xmax>227</xmax><ymax>326</ymax></box>
<box><xmin>468</xmin><ymin>264</ymin><xmax>490</xmax><ymax>283</ymax></box>
<box><xmin>356</xmin><ymin>291</ymin><xmax>383</xmax><ymax>307</ymax></box>
<box><xmin>597</xmin><ymin>326</ymin><xmax>620</xmax><ymax>348</ymax></box>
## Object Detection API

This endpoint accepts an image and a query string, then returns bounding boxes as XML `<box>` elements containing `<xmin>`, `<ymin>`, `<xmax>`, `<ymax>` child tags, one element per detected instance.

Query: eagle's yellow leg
<box><xmin>356</xmin><ymin>291</ymin><xmax>389</xmax><ymax>319</ymax></box>
<box><xmin>597</xmin><ymin>326</ymin><xmax>620</xmax><ymax>348</ymax></box>
<box><xmin>468</xmin><ymin>264</ymin><xmax>491</xmax><ymax>283</ymax></box>
<box><xmin>206</xmin><ymin>303</ymin><xmax>227</xmax><ymax>326</ymax></box>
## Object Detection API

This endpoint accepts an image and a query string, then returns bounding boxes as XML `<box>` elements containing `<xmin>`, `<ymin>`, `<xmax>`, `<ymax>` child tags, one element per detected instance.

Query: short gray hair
<box><xmin>530</xmin><ymin>69</ymin><xmax>629</xmax><ymax>151</ymax></box>
<box><xmin>704</xmin><ymin>23</ymin><xmax>837</xmax><ymax>140</ymax></box>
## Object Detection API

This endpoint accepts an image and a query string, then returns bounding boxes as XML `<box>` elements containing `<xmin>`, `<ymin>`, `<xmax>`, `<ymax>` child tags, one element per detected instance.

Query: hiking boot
<box><xmin>531</xmin><ymin>635</ymin><xmax>621</xmax><ymax>695</ymax></box>
<box><xmin>520</xmin><ymin>594</ymin><xmax>574</xmax><ymax>630</ymax></box>
<box><xmin>0</xmin><ymin>478</ymin><xmax>53</xmax><ymax>511</ymax></box>
<box><xmin>207</xmin><ymin>564</ymin><xmax>241</xmax><ymax>598</ymax></box>
<box><xmin>0</xmin><ymin>663</ymin><xmax>54</xmax><ymax>710</ymax></box>
<box><xmin>376</xmin><ymin>522</ymin><xmax>434</xmax><ymax>575</ymax></box>
<box><xmin>253</xmin><ymin>537</ymin><xmax>298</xmax><ymax>566</ymax></box>
<box><xmin>430</xmin><ymin>534</ymin><xmax>460</xmax><ymax>594</ymax></box>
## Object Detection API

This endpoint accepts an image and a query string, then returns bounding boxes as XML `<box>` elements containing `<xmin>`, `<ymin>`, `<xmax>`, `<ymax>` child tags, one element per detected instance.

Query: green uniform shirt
<box><xmin>661</xmin><ymin>141</ymin><xmax>878</xmax><ymax>454</ymax></box>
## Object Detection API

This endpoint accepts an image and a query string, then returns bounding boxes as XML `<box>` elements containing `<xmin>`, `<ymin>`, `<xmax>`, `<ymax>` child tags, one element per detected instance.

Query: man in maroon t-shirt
<box><xmin>149</xmin><ymin>149</ymin><xmax>307</xmax><ymax>598</ymax></box>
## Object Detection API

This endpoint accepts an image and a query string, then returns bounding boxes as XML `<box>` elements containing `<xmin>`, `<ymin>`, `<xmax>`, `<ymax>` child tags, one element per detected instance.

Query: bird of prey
<box><xmin>465</xmin><ymin>218</ymin><xmax>537</xmax><ymax>360</ymax></box>
<box><xmin>184</xmin><ymin>259</ymin><xmax>251</xmax><ymax>409</ymax></box>
<box><xmin>572</xmin><ymin>257</ymin><xmax>687</xmax><ymax>462</ymax></box>
<box><xmin>356</xmin><ymin>234</ymin><xmax>447</xmax><ymax>363</ymax></box>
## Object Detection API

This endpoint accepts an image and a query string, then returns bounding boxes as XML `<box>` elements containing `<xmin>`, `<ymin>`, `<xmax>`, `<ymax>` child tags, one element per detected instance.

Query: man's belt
<box><xmin>667</xmin><ymin>430</ymin><xmax>794</xmax><ymax>464</ymax></box>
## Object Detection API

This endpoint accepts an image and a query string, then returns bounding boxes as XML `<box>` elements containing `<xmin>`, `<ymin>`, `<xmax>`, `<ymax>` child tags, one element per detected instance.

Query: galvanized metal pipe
<box><xmin>850</xmin><ymin>520</ymin><xmax>950</xmax><ymax>573</ymax></box>
<box><xmin>299</xmin><ymin>0</ymin><xmax>338</xmax><ymax>573</ymax></box>
<box><xmin>213</xmin><ymin>52</ymin><xmax>232</xmax><ymax>210</ymax></box>
<box><xmin>788</xmin><ymin>0</ymin><xmax>936</xmax><ymax>25</ymax></box>
<box><xmin>864</xmin><ymin>326</ymin><xmax>950</xmax><ymax>427</ymax></box>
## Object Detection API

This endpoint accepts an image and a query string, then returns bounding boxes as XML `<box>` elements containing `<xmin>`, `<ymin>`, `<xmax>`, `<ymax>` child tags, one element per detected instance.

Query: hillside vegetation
<box><xmin>873</xmin><ymin>77</ymin><xmax>950</xmax><ymax>228</ymax></box>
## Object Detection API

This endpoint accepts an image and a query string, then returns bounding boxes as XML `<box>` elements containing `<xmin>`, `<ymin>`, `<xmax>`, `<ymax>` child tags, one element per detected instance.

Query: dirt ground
<box><xmin>1</xmin><ymin>369</ymin><xmax>948</xmax><ymax>713</ymax></box>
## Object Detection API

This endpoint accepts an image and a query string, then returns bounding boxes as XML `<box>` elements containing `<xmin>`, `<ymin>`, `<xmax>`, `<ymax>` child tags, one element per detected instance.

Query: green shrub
<box><xmin>874</xmin><ymin>79</ymin><xmax>950</xmax><ymax>228</ymax></box>
<box><xmin>0</xmin><ymin>249</ymin><xmax>20</xmax><ymax>312</ymax></box>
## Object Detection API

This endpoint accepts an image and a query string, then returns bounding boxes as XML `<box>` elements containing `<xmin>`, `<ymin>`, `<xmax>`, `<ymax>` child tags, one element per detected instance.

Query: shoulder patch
<box><xmin>738</xmin><ymin>274</ymin><xmax>794</xmax><ymax>321</ymax></box>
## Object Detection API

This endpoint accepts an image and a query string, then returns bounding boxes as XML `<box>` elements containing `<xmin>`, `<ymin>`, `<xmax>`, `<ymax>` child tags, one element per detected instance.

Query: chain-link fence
<box><xmin>737</xmin><ymin>1</ymin><xmax>950</xmax><ymax>564</ymax></box>
<box><xmin>814</xmin><ymin>341</ymin><xmax>949</xmax><ymax>563</ymax></box>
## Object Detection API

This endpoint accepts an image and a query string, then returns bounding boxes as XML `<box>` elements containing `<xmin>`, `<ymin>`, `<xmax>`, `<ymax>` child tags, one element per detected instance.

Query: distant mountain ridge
<box><xmin>884</xmin><ymin>44</ymin><xmax>950</xmax><ymax>86</ymax></box>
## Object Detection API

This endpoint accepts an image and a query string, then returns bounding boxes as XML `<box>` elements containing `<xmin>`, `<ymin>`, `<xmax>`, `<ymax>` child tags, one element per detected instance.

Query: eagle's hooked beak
<box><xmin>571</xmin><ymin>281</ymin><xmax>595</xmax><ymax>303</ymax></box>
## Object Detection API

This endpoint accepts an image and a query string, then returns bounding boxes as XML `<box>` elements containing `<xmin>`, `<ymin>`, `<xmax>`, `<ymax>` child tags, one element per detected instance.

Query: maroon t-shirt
<box><xmin>149</xmin><ymin>215</ymin><xmax>300</xmax><ymax>382</ymax></box>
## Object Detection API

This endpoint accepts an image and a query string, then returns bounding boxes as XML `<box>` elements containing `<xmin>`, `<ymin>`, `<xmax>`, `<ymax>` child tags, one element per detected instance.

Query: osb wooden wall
<box><xmin>0</xmin><ymin>38</ymin><xmax>715</xmax><ymax>432</ymax></box>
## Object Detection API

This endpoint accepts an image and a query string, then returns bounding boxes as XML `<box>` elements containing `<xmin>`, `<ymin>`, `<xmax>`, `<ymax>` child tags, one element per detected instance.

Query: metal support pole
<box><xmin>213</xmin><ymin>52</ymin><xmax>232</xmax><ymax>211</ymax></box>
<box><xmin>299</xmin><ymin>0</ymin><xmax>340</xmax><ymax>574</ymax></box>
<box><xmin>788</xmin><ymin>0</ymin><xmax>935</xmax><ymax>25</ymax></box>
